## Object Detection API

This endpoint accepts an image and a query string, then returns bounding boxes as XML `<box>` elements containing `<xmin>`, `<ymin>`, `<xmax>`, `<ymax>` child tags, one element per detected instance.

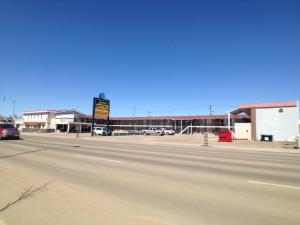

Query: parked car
<box><xmin>142</xmin><ymin>128</ymin><xmax>164</xmax><ymax>136</ymax></box>
<box><xmin>0</xmin><ymin>123</ymin><xmax>20</xmax><ymax>140</ymax></box>
<box><xmin>93</xmin><ymin>127</ymin><xmax>112</xmax><ymax>136</ymax></box>
<box><xmin>161</xmin><ymin>128</ymin><xmax>175</xmax><ymax>135</ymax></box>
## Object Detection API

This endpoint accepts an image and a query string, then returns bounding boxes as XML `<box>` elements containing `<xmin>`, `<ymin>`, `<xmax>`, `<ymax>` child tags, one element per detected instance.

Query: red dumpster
<box><xmin>218</xmin><ymin>130</ymin><xmax>233</xmax><ymax>142</ymax></box>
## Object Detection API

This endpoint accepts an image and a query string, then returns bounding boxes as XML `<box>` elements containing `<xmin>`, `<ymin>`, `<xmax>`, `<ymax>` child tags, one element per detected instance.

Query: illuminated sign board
<box><xmin>94</xmin><ymin>98</ymin><xmax>110</xmax><ymax>118</ymax></box>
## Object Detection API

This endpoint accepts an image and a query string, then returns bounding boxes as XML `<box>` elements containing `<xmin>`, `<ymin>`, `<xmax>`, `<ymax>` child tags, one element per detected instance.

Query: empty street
<box><xmin>0</xmin><ymin>134</ymin><xmax>300</xmax><ymax>225</ymax></box>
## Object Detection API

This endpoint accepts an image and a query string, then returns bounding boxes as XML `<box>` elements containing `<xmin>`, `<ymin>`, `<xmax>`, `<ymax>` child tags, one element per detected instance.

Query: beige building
<box><xmin>23</xmin><ymin>110</ymin><xmax>59</xmax><ymax>132</ymax></box>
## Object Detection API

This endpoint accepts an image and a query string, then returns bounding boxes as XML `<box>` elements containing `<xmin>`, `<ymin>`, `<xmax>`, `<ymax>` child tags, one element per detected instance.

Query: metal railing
<box><xmin>178</xmin><ymin>125</ymin><xmax>233</xmax><ymax>135</ymax></box>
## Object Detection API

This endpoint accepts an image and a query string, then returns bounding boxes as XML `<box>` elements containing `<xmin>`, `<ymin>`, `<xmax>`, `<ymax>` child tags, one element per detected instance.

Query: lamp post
<box><xmin>227</xmin><ymin>111</ymin><xmax>231</xmax><ymax>130</ymax></box>
<box><xmin>3</xmin><ymin>96</ymin><xmax>16</xmax><ymax>117</ymax></box>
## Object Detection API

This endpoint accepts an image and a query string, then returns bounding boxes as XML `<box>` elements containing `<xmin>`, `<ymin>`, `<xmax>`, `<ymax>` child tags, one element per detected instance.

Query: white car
<box><xmin>161</xmin><ymin>128</ymin><xmax>175</xmax><ymax>135</ymax></box>
<box><xmin>142</xmin><ymin>128</ymin><xmax>164</xmax><ymax>135</ymax></box>
<box><xmin>93</xmin><ymin>127</ymin><xmax>111</xmax><ymax>136</ymax></box>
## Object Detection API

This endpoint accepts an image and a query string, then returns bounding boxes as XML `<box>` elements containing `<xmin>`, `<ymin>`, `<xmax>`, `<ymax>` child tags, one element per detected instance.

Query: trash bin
<box><xmin>260</xmin><ymin>135</ymin><xmax>273</xmax><ymax>142</ymax></box>
<box><xmin>218</xmin><ymin>130</ymin><xmax>233</xmax><ymax>142</ymax></box>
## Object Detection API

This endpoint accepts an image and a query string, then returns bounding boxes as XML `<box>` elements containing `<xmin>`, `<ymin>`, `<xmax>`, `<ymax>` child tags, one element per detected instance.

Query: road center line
<box><xmin>248</xmin><ymin>180</ymin><xmax>300</xmax><ymax>190</ymax></box>
<box><xmin>73</xmin><ymin>154</ymin><xmax>123</xmax><ymax>164</ymax></box>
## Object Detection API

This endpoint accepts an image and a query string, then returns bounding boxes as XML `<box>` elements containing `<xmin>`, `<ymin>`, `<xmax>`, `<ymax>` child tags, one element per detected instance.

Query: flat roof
<box><xmin>83</xmin><ymin>114</ymin><xmax>249</xmax><ymax>121</ymax></box>
<box><xmin>231</xmin><ymin>101</ymin><xmax>298</xmax><ymax>115</ymax></box>
<box><xmin>24</xmin><ymin>109</ymin><xmax>83</xmax><ymax>115</ymax></box>
<box><xmin>24</xmin><ymin>109</ymin><xmax>63</xmax><ymax>114</ymax></box>
<box><xmin>239</xmin><ymin>101</ymin><xmax>297</xmax><ymax>109</ymax></box>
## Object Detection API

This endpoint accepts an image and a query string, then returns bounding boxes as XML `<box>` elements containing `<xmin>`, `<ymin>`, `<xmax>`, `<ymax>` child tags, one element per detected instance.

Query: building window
<box><xmin>279</xmin><ymin>108</ymin><xmax>283</xmax><ymax>113</ymax></box>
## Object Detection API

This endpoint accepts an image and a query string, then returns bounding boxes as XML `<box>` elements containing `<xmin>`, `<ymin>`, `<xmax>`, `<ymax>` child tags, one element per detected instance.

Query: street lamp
<box><xmin>3</xmin><ymin>96</ymin><xmax>16</xmax><ymax>117</ymax></box>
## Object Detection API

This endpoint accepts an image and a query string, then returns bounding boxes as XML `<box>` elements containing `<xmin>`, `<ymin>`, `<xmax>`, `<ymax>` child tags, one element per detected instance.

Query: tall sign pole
<box><xmin>107</xmin><ymin>100</ymin><xmax>110</xmax><ymax>129</ymax></box>
<box><xmin>91</xmin><ymin>97</ymin><xmax>97</xmax><ymax>136</ymax></box>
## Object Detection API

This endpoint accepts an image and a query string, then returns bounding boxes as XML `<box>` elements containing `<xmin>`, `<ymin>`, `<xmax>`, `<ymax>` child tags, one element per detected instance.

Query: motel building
<box><xmin>109</xmin><ymin>115</ymin><xmax>249</xmax><ymax>135</ymax></box>
<box><xmin>22</xmin><ymin>109</ymin><xmax>249</xmax><ymax>134</ymax></box>
<box><xmin>23</xmin><ymin>110</ymin><xmax>58</xmax><ymax>132</ymax></box>
<box><xmin>21</xmin><ymin>101</ymin><xmax>299</xmax><ymax>142</ymax></box>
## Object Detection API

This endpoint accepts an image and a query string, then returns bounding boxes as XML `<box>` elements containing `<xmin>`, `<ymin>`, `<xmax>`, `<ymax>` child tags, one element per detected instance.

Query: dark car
<box><xmin>107</xmin><ymin>127</ymin><xmax>112</xmax><ymax>136</ymax></box>
<box><xmin>0</xmin><ymin>123</ymin><xmax>20</xmax><ymax>139</ymax></box>
<box><xmin>104</xmin><ymin>127</ymin><xmax>112</xmax><ymax>136</ymax></box>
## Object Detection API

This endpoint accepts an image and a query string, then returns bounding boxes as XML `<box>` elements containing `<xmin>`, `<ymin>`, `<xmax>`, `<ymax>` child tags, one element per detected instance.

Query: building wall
<box><xmin>14</xmin><ymin>119</ymin><xmax>24</xmax><ymax>130</ymax></box>
<box><xmin>234</xmin><ymin>123</ymin><xmax>251</xmax><ymax>140</ymax></box>
<box><xmin>256</xmin><ymin>107</ymin><xmax>299</xmax><ymax>141</ymax></box>
<box><xmin>23</xmin><ymin>112</ymin><xmax>56</xmax><ymax>129</ymax></box>
<box><xmin>49</xmin><ymin>113</ymin><xmax>56</xmax><ymax>129</ymax></box>
<box><xmin>251</xmin><ymin>108</ymin><xmax>256</xmax><ymax>141</ymax></box>
<box><xmin>23</xmin><ymin>113</ymin><xmax>49</xmax><ymax>128</ymax></box>
<box><xmin>55</xmin><ymin>113</ymin><xmax>81</xmax><ymax>125</ymax></box>
<box><xmin>23</xmin><ymin>113</ymin><xmax>48</xmax><ymax>121</ymax></box>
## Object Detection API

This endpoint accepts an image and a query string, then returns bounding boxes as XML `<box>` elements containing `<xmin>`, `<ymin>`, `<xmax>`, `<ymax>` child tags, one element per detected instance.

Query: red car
<box><xmin>0</xmin><ymin>123</ymin><xmax>20</xmax><ymax>139</ymax></box>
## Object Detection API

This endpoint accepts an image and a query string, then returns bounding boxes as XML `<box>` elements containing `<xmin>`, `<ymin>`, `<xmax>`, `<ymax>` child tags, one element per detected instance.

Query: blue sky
<box><xmin>0</xmin><ymin>0</ymin><xmax>299</xmax><ymax>117</ymax></box>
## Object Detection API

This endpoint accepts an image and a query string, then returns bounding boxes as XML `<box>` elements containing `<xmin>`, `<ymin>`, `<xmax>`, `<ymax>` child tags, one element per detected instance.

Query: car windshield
<box><xmin>0</xmin><ymin>124</ymin><xmax>14</xmax><ymax>128</ymax></box>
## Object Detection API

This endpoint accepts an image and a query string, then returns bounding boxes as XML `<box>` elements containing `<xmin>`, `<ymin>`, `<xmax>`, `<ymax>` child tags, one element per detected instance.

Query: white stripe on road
<box><xmin>248</xmin><ymin>180</ymin><xmax>300</xmax><ymax>190</ymax></box>
<box><xmin>73</xmin><ymin>154</ymin><xmax>123</xmax><ymax>164</ymax></box>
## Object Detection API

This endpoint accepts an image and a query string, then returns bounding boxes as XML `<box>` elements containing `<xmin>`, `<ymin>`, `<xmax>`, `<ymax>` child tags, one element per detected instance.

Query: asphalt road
<box><xmin>0</xmin><ymin>134</ymin><xmax>300</xmax><ymax>225</ymax></box>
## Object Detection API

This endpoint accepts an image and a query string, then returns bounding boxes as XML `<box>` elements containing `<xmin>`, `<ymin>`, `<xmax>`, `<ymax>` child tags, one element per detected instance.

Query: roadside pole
<box><xmin>76</xmin><ymin>126</ymin><xmax>79</xmax><ymax>138</ymax></box>
<box><xmin>203</xmin><ymin>132</ymin><xmax>208</xmax><ymax>146</ymax></box>
<box><xmin>107</xmin><ymin>100</ymin><xmax>110</xmax><ymax>129</ymax></box>
<box><xmin>91</xmin><ymin>97</ymin><xmax>96</xmax><ymax>137</ymax></box>
<box><xmin>203</xmin><ymin>118</ymin><xmax>208</xmax><ymax>146</ymax></box>
<box><xmin>227</xmin><ymin>111</ymin><xmax>231</xmax><ymax>130</ymax></box>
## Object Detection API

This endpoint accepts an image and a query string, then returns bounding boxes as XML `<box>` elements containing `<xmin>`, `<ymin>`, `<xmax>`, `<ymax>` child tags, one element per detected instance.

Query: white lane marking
<box><xmin>248</xmin><ymin>180</ymin><xmax>300</xmax><ymax>190</ymax></box>
<box><xmin>73</xmin><ymin>154</ymin><xmax>123</xmax><ymax>164</ymax></box>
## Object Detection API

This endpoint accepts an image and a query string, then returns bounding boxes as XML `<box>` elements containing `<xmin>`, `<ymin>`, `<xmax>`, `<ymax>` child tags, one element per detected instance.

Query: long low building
<box><xmin>21</xmin><ymin>101</ymin><xmax>299</xmax><ymax>141</ymax></box>
<box><xmin>108</xmin><ymin>115</ymin><xmax>249</xmax><ymax>134</ymax></box>
<box><xmin>21</xmin><ymin>109</ymin><xmax>249</xmax><ymax>134</ymax></box>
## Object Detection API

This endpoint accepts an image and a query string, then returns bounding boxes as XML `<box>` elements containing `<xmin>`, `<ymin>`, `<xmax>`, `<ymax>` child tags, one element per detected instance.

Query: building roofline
<box><xmin>239</xmin><ymin>101</ymin><xmax>297</xmax><ymax>109</ymax></box>
<box><xmin>82</xmin><ymin>114</ymin><xmax>249</xmax><ymax>120</ymax></box>
<box><xmin>23</xmin><ymin>109</ymin><xmax>63</xmax><ymax>114</ymax></box>
<box><xmin>55</xmin><ymin>109</ymin><xmax>85</xmax><ymax>115</ymax></box>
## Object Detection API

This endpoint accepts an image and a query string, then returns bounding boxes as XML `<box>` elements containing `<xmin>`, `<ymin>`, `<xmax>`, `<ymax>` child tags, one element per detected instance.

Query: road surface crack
<box><xmin>0</xmin><ymin>148</ymin><xmax>47</xmax><ymax>159</ymax></box>
<box><xmin>0</xmin><ymin>181</ymin><xmax>54</xmax><ymax>213</ymax></box>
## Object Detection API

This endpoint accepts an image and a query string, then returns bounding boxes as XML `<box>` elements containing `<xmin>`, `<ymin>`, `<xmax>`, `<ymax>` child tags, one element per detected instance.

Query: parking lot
<box><xmin>0</xmin><ymin>133</ymin><xmax>300</xmax><ymax>225</ymax></box>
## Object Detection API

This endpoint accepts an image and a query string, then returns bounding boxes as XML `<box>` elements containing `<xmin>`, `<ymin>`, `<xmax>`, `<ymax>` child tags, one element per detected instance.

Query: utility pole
<box><xmin>91</xmin><ymin>97</ymin><xmax>96</xmax><ymax>136</ymax></box>
<box><xmin>209</xmin><ymin>105</ymin><xmax>213</xmax><ymax>116</ymax></box>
